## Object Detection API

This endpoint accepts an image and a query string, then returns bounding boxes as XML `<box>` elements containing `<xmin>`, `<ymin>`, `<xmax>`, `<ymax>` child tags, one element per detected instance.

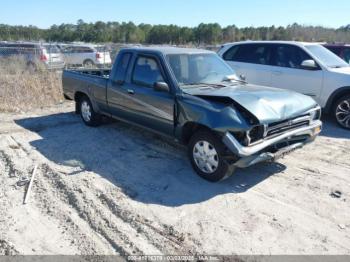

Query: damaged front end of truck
<box><xmin>177</xmin><ymin>84</ymin><xmax>322</xmax><ymax>169</ymax></box>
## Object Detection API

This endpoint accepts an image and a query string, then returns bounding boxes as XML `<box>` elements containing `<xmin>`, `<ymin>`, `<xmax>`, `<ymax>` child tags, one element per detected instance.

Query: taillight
<box><xmin>96</xmin><ymin>53</ymin><xmax>102</xmax><ymax>59</ymax></box>
<box><xmin>40</xmin><ymin>53</ymin><xmax>48</xmax><ymax>61</ymax></box>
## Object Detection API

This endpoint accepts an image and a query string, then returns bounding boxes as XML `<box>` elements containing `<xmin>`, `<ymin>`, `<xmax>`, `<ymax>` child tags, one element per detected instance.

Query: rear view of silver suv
<box><xmin>58</xmin><ymin>44</ymin><xmax>112</xmax><ymax>68</ymax></box>
<box><xmin>42</xmin><ymin>44</ymin><xmax>66</xmax><ymax>69</ymax></box>
<box><xmin>0</xmin><ymin>42</ymin><xmax>65</xmax><ymax>70</ymax></box>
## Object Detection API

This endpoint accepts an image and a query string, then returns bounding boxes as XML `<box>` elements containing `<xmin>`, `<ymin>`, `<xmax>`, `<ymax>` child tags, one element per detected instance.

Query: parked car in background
<box><xmin>218</xmin><ymin>41</ymin><xmax>350</xmax><ymax>129</ymax></box>
<box><xmin>62</xmin><ymin>47</ymin><xmax>322</xmax><ymax>182</ymax></box>
<box><xmin>323</xmin><ymin>44</ymin><xmax>350</xmax><ymax>64</ymax></box>
<box><xmin>59</xmin><ymin>44</ymin><xmax>112</xmax><ymax>68</ymax></box>
<box><xmin>0</xmin><ymin>42</ymin><xmax>65</xmax><ymax>70</ymax></box>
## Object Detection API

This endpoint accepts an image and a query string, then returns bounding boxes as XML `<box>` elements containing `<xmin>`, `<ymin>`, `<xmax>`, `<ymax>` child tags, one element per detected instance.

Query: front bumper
<box><xmin>223</xmin><ymin>120</ymin><xmax>322</xmax><ymax>168</ymax></box>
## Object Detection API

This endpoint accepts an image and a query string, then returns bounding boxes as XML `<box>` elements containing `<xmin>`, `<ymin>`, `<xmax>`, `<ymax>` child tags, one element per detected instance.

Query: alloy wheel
<box><xmin>336</xmin><ymin>98</ymin><xmax>350</xmax><ymax>128</ymax></box>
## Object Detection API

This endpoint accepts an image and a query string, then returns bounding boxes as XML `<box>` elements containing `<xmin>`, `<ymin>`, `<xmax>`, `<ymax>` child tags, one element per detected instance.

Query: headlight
<box><xmin>310</xmin><ymin>110</ymin><xmax>316</xmax><ymax>120</ymax></box>
<box><xmin>232</xmin><ymin>125</ymin><xmax>265</xmax><ymax>146</ymax></box>
<box><xmin>246</xmin><ymin>125</ymin><xmax>265</xmax><ymax>145</ymax></box>
<box><xmin>309</xmin><ymin>107</ymin><xmax>321</xmax><ymax>122</ymax></box>
<box><xmin>315</xmin><ymin>108</ymin><xmax>321</xmax><ymax>120</ymax></box>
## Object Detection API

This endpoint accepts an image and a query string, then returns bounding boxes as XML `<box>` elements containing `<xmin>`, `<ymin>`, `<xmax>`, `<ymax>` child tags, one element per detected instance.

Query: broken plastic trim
<box><xmin>233</xmin><ymin>142</ymin><xmax>304</xmax><ymax>168</ymax></box>
<box><xmin>222</xmin><ymin>120</ymin><xmax>322</xmax><ymax>158</ymax></box>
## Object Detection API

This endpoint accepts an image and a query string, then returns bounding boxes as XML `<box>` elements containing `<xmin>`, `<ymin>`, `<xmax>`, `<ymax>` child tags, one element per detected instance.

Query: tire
<box><xmin>188</xmin><ymin>130</ymin><xmax>235</xmax><ymax>182</ymax></box>
<box><xmin>78</xmin><ymin>96</ymin><xmax>101</xmax><ymax>127</ymax></box>
<box><xmin>83</xmin><ymin>59</ymin><xmax>94</xmax><ymax>68</ymax></box>
<box><xmin>333</xmin><ymin>95</ymin><xmax>350</xmax><ymax>130</ymax></box>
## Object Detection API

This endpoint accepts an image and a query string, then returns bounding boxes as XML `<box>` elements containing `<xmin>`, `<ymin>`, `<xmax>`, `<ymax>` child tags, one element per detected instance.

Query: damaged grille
<box><xmin>232</xmin><ymin>107</ymin><xmax>321</xmax><ymax>147</ymax></box>
<box><xmin>265</xmin><ymin>115</ymin><xmax>311</xmax><ymax>138</ymax></box>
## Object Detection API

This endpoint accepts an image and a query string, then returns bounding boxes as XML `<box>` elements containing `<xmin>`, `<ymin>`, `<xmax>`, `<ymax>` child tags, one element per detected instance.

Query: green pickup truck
<box><xmin>63</xmin><ymin>47</ymin><xmax>322</xmax><ymax>182</ymax></box>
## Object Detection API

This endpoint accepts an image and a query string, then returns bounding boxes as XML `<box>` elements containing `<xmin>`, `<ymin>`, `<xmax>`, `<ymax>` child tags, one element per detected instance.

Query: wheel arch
<box><xmin>324</xmin><ymin>86</ymin><xmax>350</xmax><ymax>113</ymax></box>
<box><xmin>180</xmin><ymin>122</ymin><xmax>215</xmax><ymax>145</ymax></box>
<box><xmin>83</xmin><ymin>59</ymin><xmax>94</xmax><ymax>65</ymax></box>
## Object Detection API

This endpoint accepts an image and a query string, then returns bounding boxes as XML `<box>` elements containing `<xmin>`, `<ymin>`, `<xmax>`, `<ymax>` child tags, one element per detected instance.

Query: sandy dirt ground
<box><xmin>0</xmin><ymin>101</ymin><xmax>349</xmax><ymax>256</ymax></box>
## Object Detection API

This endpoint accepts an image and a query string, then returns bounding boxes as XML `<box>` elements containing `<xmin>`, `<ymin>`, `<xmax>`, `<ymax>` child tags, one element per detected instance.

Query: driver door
<box><xmin>119</xmin><ymin>54</ymin><xmax>174</xmax><ymax>135</ymax></box>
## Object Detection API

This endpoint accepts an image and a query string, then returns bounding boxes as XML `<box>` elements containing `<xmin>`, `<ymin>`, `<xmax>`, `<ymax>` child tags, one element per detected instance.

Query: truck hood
<box><xmin>184</xmin><ymin>84</ymin><xmax>318</xmax><ymax>124</ymax></box>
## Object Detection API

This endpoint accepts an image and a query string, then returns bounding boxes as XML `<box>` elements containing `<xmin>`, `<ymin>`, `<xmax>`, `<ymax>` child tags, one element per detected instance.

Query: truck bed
<box><xmin>62</xmin><ymin>68</ymin><xmax>110</xmax><ymax>102</ymax></box>
<box><xmin>66</xmin><ymin>68</ymin><xmax>111</xmax><ymax>78</ymax></box>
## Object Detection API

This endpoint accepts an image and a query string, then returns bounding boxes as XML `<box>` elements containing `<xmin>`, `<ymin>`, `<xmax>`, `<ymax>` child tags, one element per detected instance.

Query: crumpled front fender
<box><xmin>176</xmin><ymin>94</ymin><xmax>251</xmax><ymax>137</ymax></box>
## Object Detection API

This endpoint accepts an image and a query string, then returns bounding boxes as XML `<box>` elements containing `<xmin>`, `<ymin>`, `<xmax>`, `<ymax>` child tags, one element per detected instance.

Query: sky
<box><xmin>1</xmin><ymin>0</ymin><xmax>349</xmax><ymax>29</ymax></box>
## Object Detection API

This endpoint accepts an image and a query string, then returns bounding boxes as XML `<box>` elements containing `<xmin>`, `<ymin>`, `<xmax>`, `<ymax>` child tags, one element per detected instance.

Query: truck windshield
<box><xmin>306</xmin><ymin>45</ymin><xmax>349</xmax><ymax>68</ymax></box>
<box><xmin>166</xmin><ymin>53</ymin><xmax>238</xmax><ymax>88</ymax></box>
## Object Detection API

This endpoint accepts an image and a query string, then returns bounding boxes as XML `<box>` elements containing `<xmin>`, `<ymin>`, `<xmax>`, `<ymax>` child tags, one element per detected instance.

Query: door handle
<box><xmin>127</xmin><ymin>89</ymin><xmax>135</xmax><ymax>95</ymax></box>
<box><xmin>272</xmin><ymin>71</ymin><xmax>283</xmax><ymax>76</ymax></box>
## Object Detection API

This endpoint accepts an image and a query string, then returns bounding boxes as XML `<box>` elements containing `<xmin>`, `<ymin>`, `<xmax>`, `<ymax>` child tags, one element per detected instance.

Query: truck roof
<box><xmin>125</xmin><ymin>46</ymin><xmax>214</xmax><ymax>55</ymax></box>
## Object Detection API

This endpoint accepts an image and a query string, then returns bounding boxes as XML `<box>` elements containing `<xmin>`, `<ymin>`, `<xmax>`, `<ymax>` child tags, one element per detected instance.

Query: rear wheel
<box><xmin>83</xmin><ymin>59</ymin><xmax>94</xmax><ymax>68</ymax></box>
<box><xmin>79</xmin><ymin>96</ymin><xmax>101</xmax><ymax>126</ymax></box>
<box><xmin>188</xmin><ymin>130</ymin><xmax>235</xmax><ymax>182</ymax></box>
<box><xmin>333</xmin><ymin>95</ymin><xmax>350</xmax><ymax>129</ymax></box>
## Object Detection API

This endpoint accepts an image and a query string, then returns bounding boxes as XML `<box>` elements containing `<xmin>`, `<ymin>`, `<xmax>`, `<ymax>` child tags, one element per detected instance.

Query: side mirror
<box><xmin>301</xmin><ymin>60</ymin><xmax>318</xmax><ymax>70</ymax></box>
<box><xmin>153</xmin><ymin>82</ymin><xmax>170</xmax><ymax>92</ymax></box>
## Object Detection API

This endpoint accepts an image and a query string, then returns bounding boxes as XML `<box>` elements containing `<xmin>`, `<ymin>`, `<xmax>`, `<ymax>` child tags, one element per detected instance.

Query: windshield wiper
<box><xmin>182</xmin><ymin>82</ymin><xmax>226</xmax><ymax>88</ymax></box>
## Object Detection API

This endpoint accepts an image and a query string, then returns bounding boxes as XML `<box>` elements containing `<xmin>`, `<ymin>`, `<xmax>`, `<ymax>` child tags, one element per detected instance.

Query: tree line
<box><xmin>1</xmin><ymin>20</ymin><xmax>350</xmax><ymax>44</ymax></box>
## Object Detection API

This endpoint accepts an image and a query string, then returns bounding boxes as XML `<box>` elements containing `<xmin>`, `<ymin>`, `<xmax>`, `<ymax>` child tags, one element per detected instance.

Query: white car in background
<box><xmin>218</xmin><ymin>41</ymin><xmax>350</xmax><ymax>129</ymax></box>
<box><xmin>59</xmin><ymin>45</ymin><xmax>112</xmax><ymax>68</ymax></box>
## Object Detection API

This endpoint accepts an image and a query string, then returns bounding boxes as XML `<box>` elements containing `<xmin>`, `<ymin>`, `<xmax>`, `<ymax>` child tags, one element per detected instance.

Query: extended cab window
<box><xmin>132</xmin><ymin>56</ymin><xmax>164</xmax><ymax>87</ymax></box>
<box><xmin>114</xmin><ymin>53</ymin><xmax>131</xmax><ymax>83</ymax></box>
<box><xmin>228</xmin><ymin>44</ymin><xmax>272</xmax><ymax>65</ymax></box>
<box><xmin>273</xmin><ymin>45</ymin><xmax>313</xmax><ymax>69</ymax></box>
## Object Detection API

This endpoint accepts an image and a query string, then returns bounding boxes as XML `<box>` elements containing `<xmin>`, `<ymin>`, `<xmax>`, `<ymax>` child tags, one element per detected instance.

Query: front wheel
<box><xmin>188</xmin><ymin>130</ymin><xmax>235</xmax><ymax>182</ymax></box>
<box><xmin>79</xmin><ymin>96</ymin><xmax>101</xmax><ymax>126</ymax></box>
<box><xmin>333</xmin><ymin>95</ymin><xmax>350</xmax><ymax>129</ymax></box>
